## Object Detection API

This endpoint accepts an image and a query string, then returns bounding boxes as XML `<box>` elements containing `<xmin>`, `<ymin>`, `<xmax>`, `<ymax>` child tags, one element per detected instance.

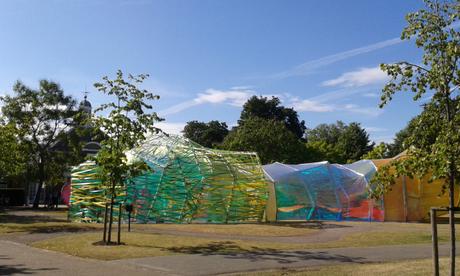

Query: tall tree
<box><xmin>1</xmin><ymin>80</ymin><xmax>77</xmax><ymax>208</ymax></box>
<box><xmin>306</xmin><ymin>121</ymin><xmax>347</xmax><ymax>145</ymax></box>
<box><xmin>239</xmin><ymin>96</ymin><xmax>306</xmax><ymax>139</ymax></box>
<box><xmin>306</xmin><ymin>121</ymin><xmax>373</xmax><ymax>163</ymax></box>
<box><xmin>0</xmin><ymin>121</ymin><xmax>26</xmax><ymax>180</ymax></box>
<box><xmin>92</xmin><ymin>70</ymin><xmax>162</xmax><ymax>244</ymax></box>
<box><xmin>337</xmin><ymin>122</ymin><xmax>374</xmax><ymax>163</ymax></box>
<box><xmin>221</xmin><ymin>117</ymin><xmax>308</xmax><ymax>164</ymax></box>
<box><xmin>183</xmin><ymin>120</ymin><xmax>228</xmax><ymax>148</ymax></box>
<box><xmin>373</xmin><ymin>1</ymin><xmax>460</xmax><ymax>274</ymax></box>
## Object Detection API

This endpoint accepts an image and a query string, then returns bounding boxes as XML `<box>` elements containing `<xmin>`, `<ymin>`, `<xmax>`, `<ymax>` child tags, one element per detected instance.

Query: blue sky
<box><xmin>0</xmin><ymin>0</ymin><xmax>428</xmax><ymax>142</ymax></box>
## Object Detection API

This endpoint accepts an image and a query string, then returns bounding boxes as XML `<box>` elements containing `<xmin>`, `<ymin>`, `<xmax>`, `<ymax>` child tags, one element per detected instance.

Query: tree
<box><xmin>1</xmin><ymin>80</ymin><xmax>77</xmax><ymax>208</ymax></box>
<box><xmin>305</xmin><ymin>141</ymin><xmax>343</xmax><ymax>163</ymax></box>
<box><xmin>183</xmin><ymin>120</ymin><xmax>228</xmax><ymax>147</ymax></box>
<box><xmin>0</xmin><ymin>121</ymin><xmax>27</xmax><ymax>180</ymax></box>
<box><xmin>239</xmin><ymin>96</ymin><xmax>307</xmax><ymax>139</ymax></box>
<box><xmin>373</xmin><ymin>1</ymin><xmax>460</xmax><ymax>274</ymax></box>
<box><xmin>337</xmin><ymin>122</ymin><xmax>374</xmax><ymax>163</ymax></box>
<box><xmin>92</xmin><ymin>70</ymin><xmax>162</xmax><ymax>244</ymax></box>
<box><xmin>306</xmin><ymin>121</ymin><xmax>347</xmax><ymax>145</ymax></box>
<box><xmin>305</xmin><ymin>121</ymin><xmax>373</xmax><ymax>163</ymax></box>
<box><xmin>221</xmin><ymin>117</ymin><xmax>308</xmax><ymax>164</ymax></box>
<box><xmin>362</xmin><ymin>142</ymin><xmax>391</xmax><ymax>160</ymax></box>
<box><xmin>387</xmin><ymin>110</ymin><xmax>440</xmax><ymax>157</ymax></box>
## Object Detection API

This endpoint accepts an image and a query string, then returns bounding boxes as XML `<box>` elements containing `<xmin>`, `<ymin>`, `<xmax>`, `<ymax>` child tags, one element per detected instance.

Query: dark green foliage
<box><xmin>92</xmin><ymin>70</ymin><xmax>162</xmax><ymax>244</ymax></box>
<box><xmin>0</xmin><ymin>122</ymin><xmax>27</xmax><ymax>180</ymax></box>
<box><xmin>306</xmin><ymin>121</ymin><xmax>374</xmax><ymax>163</ymax></box>
<box><xmin>239</xmin><ymin>96</ymin><xmax>306</xmax><ymax>139</ymax></box>
<box><xmin>182</xmin><ymin>120</ymin><xmax>228</xmax><ymax>147</ymax></box>
<box><xmin>1</xmin><ymin>80</ymin><xmax>78</xmax><ymax>208</ymax></box>
<box><xmin>362</xmin><ymin>142</ymin><xmax>392</xmax><ymax>160</ymax></box>
<box><xmin>221</xmin><ymin>117</ymin><xmax>308</xmax><ymax>164</ymax></box>
<box><xmin>372</xmin><ymin>1</ymin><xmax>460</xmax><ymax>273</ymax></box>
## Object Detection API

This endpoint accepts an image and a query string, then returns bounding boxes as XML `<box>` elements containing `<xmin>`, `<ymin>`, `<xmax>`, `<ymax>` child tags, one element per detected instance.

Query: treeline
<box><xmin>183</xmin><ymin>96</ymin><xmax>413</xmax><ymax>164</ymax></box>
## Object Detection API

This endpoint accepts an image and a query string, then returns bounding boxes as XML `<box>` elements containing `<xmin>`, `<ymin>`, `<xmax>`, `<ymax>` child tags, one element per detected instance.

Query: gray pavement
<box><xmin>0</xmin><ymin>240</ymin><xmax>160</xmax><ymax>276</ymax></box>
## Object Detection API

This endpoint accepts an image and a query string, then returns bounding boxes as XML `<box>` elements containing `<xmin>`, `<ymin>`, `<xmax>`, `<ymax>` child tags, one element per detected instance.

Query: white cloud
<box><xmin>270</xmin><ymin>37</ymin><xmax>402</xmax><ymax>79</ymax></box>
<box><xmin>156</xmin><ymin>122</ymin><xmax>185</xmax><ymax>135</ymax></box>
<box><xmin>289</xmin><ymin>97</ymin><xmax>383</xmax><ymax>117</ymax></box>
<box><xmin>195</xmin><ymin>88</ymin><xmax>251</xmax><ymax>106</ymax></box>
<box><xmin>341</xmin><ymin>105</ymin><xmax>384</xmax><ymax>116</ymax></box>
<box><xmin>363</xmin><ymin>92</ymin><xmax>379</xmax><ymax>98</ymax></box>
<box><xmin>291</xmin><ymin>99</ymin><xmax>335</xmax><ymax>112</ymax></box>
<box><xmin>364</xmin><ymin>126</ymin><xmax>388</xmax><ymax>132</ymax></box>
<box><xmin>159</xmin><ymin>87</ymin><xmax>256</xmax><ymax>116</ymax></box>
<box><xmin>322</xmin><ymin>67</ymin><xmax>388</xmax><ymax>88</ymax></box>
<box><xmin>373</xmin><ymin>135</ymin><xmax>395</xmax><ymax>144</ymax></box>
<box><xmin>159</xmin><ymin>86</ymin><xmax>384</xmax><ymax>118</ymax></box>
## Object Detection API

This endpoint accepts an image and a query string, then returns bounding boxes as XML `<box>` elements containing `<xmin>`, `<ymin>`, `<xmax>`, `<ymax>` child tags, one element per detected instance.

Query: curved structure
<box><xmin>69</xmin><ymin>133</ymin><xmax>268</xmax><ymax>223</ymax></box>
<box><xmin>263</xmin><ymin>161</ymin><xmax>384</xmax><ymax>222</ymax></box>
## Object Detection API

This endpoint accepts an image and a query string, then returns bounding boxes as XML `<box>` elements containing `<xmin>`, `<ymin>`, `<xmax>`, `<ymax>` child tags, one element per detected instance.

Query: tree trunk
<box><xmin>449</xmin><ymin>169</ymin><xmax>456</xmax><ymax>276</ymax></box>
<box><xmin>445</xmin><ymin>93</ymin><xmax>456</xmax><ymax>276</ymax></box>
<box><xmin>32</xmin><ymin>162</ymin><xmax>45</xmax><ymax>209</ymax></box>
<box><xmin>107</xmin><ymin>180</ymin><xmax>116</xmax><ymax>244</ymax></box>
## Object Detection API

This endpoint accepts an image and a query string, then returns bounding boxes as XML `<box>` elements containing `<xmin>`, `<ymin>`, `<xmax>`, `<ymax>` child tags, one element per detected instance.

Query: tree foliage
<box><xmin>0</xmin><ymin>121</ymin><xmax>27</xmax><ymax>179</ymax></box>
<box><xmin>371</xmin><ymin>1</ymin><xmax>460</xmax><ymax>273</ymax></box>
<box><xmin>92</xmin><ymin>70</ymin><xmax>162</xmax><ymax>244</ymax></box>
<box><xmin>239</xmin><ymin>96</ymin><xmax>306</xmax><ymax>139</ymax></box>
<box><xmin>306</xmin><ymin>121</ymin><xmax>374</xmax><ymax>163</ymax></box>
<box><xmin>1</xmin><ymin>80</ymin><xmax>77</xmax><ymax>208</ymax></box>
<box><xmin>221</xmin><ymin>117</ymin><xmax>308</xmax><ymax>164</ymax></box>
<box><xmin>182</xmin><ymin>120</ymin><xmax>228</xmax><ymax>148</ymax></box>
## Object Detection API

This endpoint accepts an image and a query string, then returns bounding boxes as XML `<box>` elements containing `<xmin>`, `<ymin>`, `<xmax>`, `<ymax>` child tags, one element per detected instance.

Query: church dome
<box><xmin>79</xmin><ymin>95</ymin><xmax>92</xmax><ymax>114</ymax></box>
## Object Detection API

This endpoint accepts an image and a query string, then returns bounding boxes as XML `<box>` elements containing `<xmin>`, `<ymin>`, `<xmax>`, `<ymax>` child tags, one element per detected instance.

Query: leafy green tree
<box><xmin>373</xmin><ymin>1</ymin><xmax>460</xmax><ymax>273</ymax></box>
<box><xmin>387</xmin><ymin>110</ymin><xmax>440</xmax><ymax>157</ymax></box>
<box><xmin>239</xmin><ymin>96</ymin><xmax>306</xmax><ymax>139</ymax></box>
<box><xmin>183</xmin><ymin>120</ymin><xmax>228</xmax><ymax>148</ymax></box>
<box><xmin>362</xmin><ymin>142</ymin><xmax>391</xmax><ymax>160</ymax></box>
<box><xmin>0</xmin><ymin>121</ymin><xmax>27</xmax><ymax>180</ymax></box>
<box><xmin>221</xmin><ymin>117</ymin><xmax>308</xmax><ymax>164</ymax></box>
<box><xmin>92</xmin><ymin>70</ymin><xmax>162</xmax><ymax>244</ymax></box>
<box><xmin>306</xmin><ymin>121</ymin><xmax>347</xmax><ymax>144</ymax></box>
<box><xmin>338</xmin><ymin>122</ymin><xmax>374</xmax><ymax>163</ymax></box>
<box><xmin>1</xmin><ymin>80</ymin><xmax>77</xmax><ymax>208</ymax></box>
<box><xmin>306</xmin><ymin>121</ymin><xmax>373</xmax><ymax>163</ymax></box>
<box><xmin>304</xmin><ymin>141</ymin><xmax>343</xmax><ymax>163</ymax></box>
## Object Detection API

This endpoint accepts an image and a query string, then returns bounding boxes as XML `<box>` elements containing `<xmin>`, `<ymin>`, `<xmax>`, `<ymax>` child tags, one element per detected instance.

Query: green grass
<box><xmin>0</xmin><ymin>208</ymin><xmax>99</xmax><ymax>235</ymax></box>
<box><xmin>235</xmin><ymin>258</ymin><xmax>459</xmax><ymax>276</ymax></box>
<box><xmin>31</xmin><ymin>230</ymin><xmax>453</xmax><ymax>260</ymax></box>
<box><xmin>135</xmin><ymin>223</ymin><xmax>318</xmax><ymax>237</ymax></box>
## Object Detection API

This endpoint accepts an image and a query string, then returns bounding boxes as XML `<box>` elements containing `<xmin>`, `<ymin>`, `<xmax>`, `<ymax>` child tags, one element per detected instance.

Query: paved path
<box><xmin>1</xmin><ymin>238</ymin><xmax>458</xmax><ymax>276</ymax></box>
<box><xmin>0</xmin><ymin>240</ymin><xmax>159</xmax><ymax>276</ymax></box>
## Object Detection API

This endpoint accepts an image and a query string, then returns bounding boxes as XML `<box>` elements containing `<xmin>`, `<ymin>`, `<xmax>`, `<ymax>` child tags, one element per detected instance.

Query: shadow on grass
<box><xmin>167</xmin><ymin>241</ymin><xmax>365</xmax><ymax>264</ymax></box>
<box><xmin>0</xmin><ymin>214</ymin><xmax>68</xmax><ymax>224</ymax></box>
<box><xmin>0</xmin><ymin>208</ymin><xmax>99</xmax><ymax>235</ymax></box>
<box><xmin>264</xmin><ymin>221</ymin><xmax>351</xmax><ymax>230</ymax></box>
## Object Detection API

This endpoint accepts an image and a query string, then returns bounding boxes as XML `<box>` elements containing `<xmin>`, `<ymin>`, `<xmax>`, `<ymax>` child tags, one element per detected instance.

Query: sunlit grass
<box><xmin>236</xmin><ymin>258</ymin><xmax>459</xmax><ymax>276</ymax></box>
<box><xmin>31</xmin><ymin>230</ymin><xmax>454</xmax><ymax>260</ymax></box>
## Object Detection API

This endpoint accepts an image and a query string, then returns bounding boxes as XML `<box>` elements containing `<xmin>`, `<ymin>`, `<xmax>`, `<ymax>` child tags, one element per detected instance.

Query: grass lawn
<box><xmin>236</xmin><ymin>258</ymin><xmax>459</xmax><ymax>276</ymax></box>
<box><xmin>135</xmin><ymin>223</ymin><xmax>319</xmax><ymax>237</ymax></box>
<box><xmin>0</xmin><ymin>208</ymin><xmax>100</xmax><ymax>235</ymax></box>
<box><xmin>31</xmin><ymin>230</ymin><xmax>452</xmax><ymax>260</ymax></box>
<box><xmin>3</xmin><ymin>208</ymin><xmax>459</xmax><ymax>261</ymax></box>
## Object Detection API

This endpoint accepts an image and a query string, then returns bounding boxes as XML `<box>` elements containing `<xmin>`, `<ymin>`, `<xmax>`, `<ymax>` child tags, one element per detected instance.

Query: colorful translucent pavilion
<box><xmin>263</xmin><ymin>160</ymin><xmax>384</xmax><ymax>222</ymax></box>
<box><xmin>264</xmin><ymin>155</ymin><xmax>458</xmax><ymax>222</ymax></box>
<box><xmin>69</xmin><ymin>133</ymin><xmax>268</xmax><ymax>223</ymax></box>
